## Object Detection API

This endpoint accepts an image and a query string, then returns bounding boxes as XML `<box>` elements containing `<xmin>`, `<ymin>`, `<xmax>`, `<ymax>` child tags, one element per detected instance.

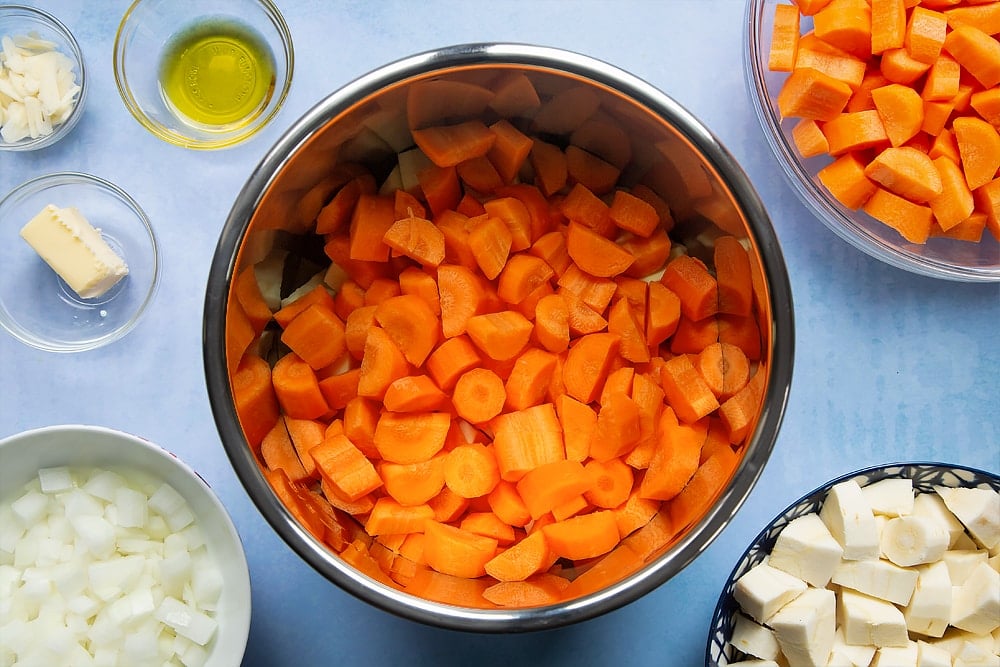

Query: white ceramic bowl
<box><xmin>0</xmin><ymin>424</ymin><xmax>251</xmax><ymax>667</ymax></box>
<box><xmin>745</xmin><ymin>0</ymin><xmax>1000</xmax><ymax>282</ymax></box>
<box><xmin>0</xmin><ymin>5</ymin><xmax>88</xmax><ymax>151</ymax></box>
<box><xmin>0</xmin><ymin>172</ymin><xmax>159</xmax><ymax>352</ymax></box>
<box><xmin>706</xmin><ymin>461</ymin><xmax>1000</xmax><ymax>666</ymax></box>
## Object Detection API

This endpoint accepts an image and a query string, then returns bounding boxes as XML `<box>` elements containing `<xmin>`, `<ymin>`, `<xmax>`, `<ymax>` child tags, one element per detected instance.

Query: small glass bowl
<box><xmin>706</xmin><ymin>462</ymin><xmax>1000</xmax><ymax>666</ymax></box>
<box><xmin>113</xmin><ymin>0</ymin><xmax>294</xmax><ymax>150</ymax></box>
<box><xmin>0</xmin><ymin>5</ymin><xmax>88</xmax><ymax>151</ymax></box>
<box><xmin>0</xmin><ymin>172</ymin><xmax>159</xmax><ymax>353</ymax></box>
<box><xmin>745</xmin><ymin>0</ymin><xmax>1000</xmax><ymax>282</ymax></box>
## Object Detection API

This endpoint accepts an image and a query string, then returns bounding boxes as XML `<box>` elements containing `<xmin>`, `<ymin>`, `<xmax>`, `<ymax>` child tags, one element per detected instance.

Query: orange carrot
<box><xmin>862</xmin><ymin>186</ymin><xmax>935</xmax><ymax>243</ymax></box>
<box><xmin>794</xmin><ymin>33</ymin><xmax>867</xmax><ymax>89</ymax></box>
<box><xmin>921</xmin><ymin>53</ymin><xmax>960</xmax><ymax>102</ymax></box>
<box><xmin>284</xmin><ymin>416</ymin><xmax>327</xmax><ymax>479</ymax></box>
<box><xmin>442</xmin><ymin>443</ymin><xmax>501</xmax><ymax>500</ymax></box>
<box><xmin>660</xmin><ymin>254</ymin><xmax>719</xmax><ymax>322</ymax></box>
<box><xmin>452</xmin><ymin>368</ymin><xmax>507</xmax><ymax>424</ymax></box>
<box><xmin>562</xmin><ymin>332</ymin><xmax>621</xmax><ymax>404</ymax></box>
<box><xmin>497</xmin><ymin>254</ymin><xmax>555</xmax><ymax>306</ymax></box>
<box><xmin>315</xmin><ymin>176</ymin><xmax>370</xmax><ymax>235</ymax></box>
<box><xmin>233</xmin><ymin>265</ymin><xmax>272</xmax><ymax>334</ymax></box>
<box><xmin>620</xmin><ymin>508</ymin><xmax>678</xmax><ymax>561</ymax></box>
<box><xmin>344</xmin><ymin>304</ymin><xmax>377</xmax><ymax>360</ymax></box>
<box><xmin>665</xmin><ymin>444</ymin><xmax>739</xmax><ymax>534</ymax></box>
<box><xmin>382</xmin><ymin>214</ymin><xmax>446</xmax><ymax>268</ymax></box>
<box><xmin>394</xmin><ymin>188</ymin><xmax>427</xmax><ymax>221</ymax></box>
<box><xmin>928</xmin><ymin>155</ymin><xmax>975</xmax><ymax>231</ymax></box>
<box><xmin>719</xmin><ymin>367</ymin><xmax>767</xmax><ymax>445</ymax></box>
<box><xmin>970</xmin><ymin>87</ymin><xmax>1000</xmax><ymax>128</ymax></box>
<box><xmin>881</xmin><ymin>47</ymin><xmax>932</xmax><ymax>84</ymax></box>
<box><xmin>670</xmin><ymin>315</ymin><xmax>720</xmax><ymax>356</ymax></box>
<box><xmin>776</xmin><ymin>67</ymin><xmax>853</xmax><ymax>121</ymax></box>
<box><xmin>483</xmin><ymin>529</ymin><xmax>553</xmax><ymax>582</ymax></box>
<box><xmin>465</xmin><ymin>311</ymin><xmax>534</xmax><ymax>361</ymax></box>
<box><xmin>311</xmin><ymin>433</ymin><xmax>383</xmax><ymax>501</ymax></box>
<box><xmin>714</xmin><ymin>236</ymin><xmax>754</xmax><ymax>317</ymax></box>
<box><xmin>659</xmin><ymin>353</ymin><xmax>721</xmax><ymax>424</ymax></box>
<box><xmin>419</xmin><ymin>165</ymin><xmax>462</xmax><ymax>218</ymax></box>
<box><xmin>554</xmin><ymin>394</ymin><xmax>597</xmax><ymax>463</ymax></box>
<box><xmin>944</xmin><ymin>24</ymin><xmax>1000</xmax><ymax>85</ymax></box>
<box><xmin>565</xmin><ymin>222</ymin><xmax>635</xmax><ymax>278</ymax></box>
<box><xmin>904</xmin><ymin>6</ymin><xmax>948</xmax><ymax>64</ymax></box>
<box><xmin>349</xmin><ymin>193</ymin><xmax>395</xmax><ymax>262</ymax></box>
<box><xmin>272</xmin><ymin>352</ymin><xmax>330</xmax><ymax>420</ymax></box>
<box><xmin>696</xmin><ymin>342</ymin><xmax>751</xmax><ymax>401</ymax></box>
<box><xmin>412</xmin><ymin>120</ymin><xmax>497</xmax><ymax>168</ymax></box>
<box><xmin>365</xmin><ymin>498</ymin><xmax>435</xmax><ymax>536</ymax></box>
<box><xmin>423</xmin><ymin>520</ymin><xmax>498</xmax><ymax>578</ymax></box>
<box><xmin>561</xmin><ymin>289</ymin><xmax>609</xmax><ymax>336</ymax></box>
<box><xmin>613</xmin><ymin>489</ymin><xmax>661</xmax><ymax>538</ymax></box>
<box><xmin>428</xmin><ymin>486</ymin><xmax>472</xmax><ymax>523</ymax></box>
<box><xmin>515</xmin><ymin>459</ymin><xmax>592</xmax><ymax>521</ymax></box>
<box><xmin>488</xmin><ymin>119</ymin><xmax>534</xmax><ymax>185</ymax></box>
<box><xmin>437</xmin><ymin>263</ymin><xmax>488</xmax><ymax>338</ymax></box>
<box><xmin>791</xmin><ymin>118</ymin><xmax>830</xmax><ymax>158</ymax></box>
<box><xmin>870</xmin><ymin>0</ymin><xmax>906</xmax><ymax>55</ymax></box>
<box><xmin>487</xmin><ymin>480</ymin><xmax>532</xmax><ymax>528</ymax></box>
<box><xmin>274</xmin><ymin>283</ymin><xmax>338</xmax><ymax>329</ymax></box>
<box><xmin>565</xmin><ymin>144</ymin><xmax>621</xmax><ymax>195</ymax></box>
<box><xmin>503</xmin><ymin>348</ymin><xmax>559</xmax><ymax>412</ymax></box>
<box><xmin>870</xmin><ymin>83</ymin><xmax>924</xmax><ymax>147</ymax></box>
<box><xmin>398</xmin><ymin>266</ymin><xmax>440</xmax><ymax>315</ymax></box>
<box><xmin>559</xmin><ymin>183</ymin><xmax>614</xmax><ymax>237</ymax></box>
<box><xmin>483</xmin><ymin>575</ymin><xmax>568</xmax><ymax>608</ymax></box>
<box><xmin>380</xmin><ymin>455</ymin><xmax>447</xmax><ymax>507</ymax></box>
<box><xmin>492</xmin><ymin>403</ymin><xmax>565</xmax><ymax>481</ymax></box>
<box><xmin>373</xmin><ymin>411</ymin><xmax>451</xmax><ymax>464</ymax></box>
<box><xmin>639</xmin><ymin>408</ymin><xmax>707</xmax><ymax>501</ymax></box>
<box><xmin>556</xmin><ymin>264</ymin><xmax>616</xmax><ymax>313</ymax></box>
<box><xmin>530</xmin><ymin>139</ymin><xmax>569</xmax><ymax>197</ymax></box>
<box><xmin>425</xmin><ymin>334</ymin><xmax>481</xmax><ymax>391</ymax></box>
<box><xmin>813</xmin><ymin>0</ymin><xmax>872</xmax><ymax>58</ymax></box>
<box><xmin>260</xmin><ymin>418</ymin><xmax>308</xmax><ymax>482</ymax></box>
<box><xmin>483</xmin><ymin>196</ymin><xmax>533</xmax><ymax>252</ymax></box>
<box><xmin>342</xmin><ymin>396</ymin><xmax>379</xmax><ymax>458</ymax></box>
<box><xmin>952</xmin><ymin>116</ymin><xmax>1000</xmax><ymax>191</ymax></box>
<box><xmin>645</xmin><ymin>281</ymin><xmax>681</xmax><ymax>348</ymax></box>
<box><xmin>541</xmin><ymin>510</ymin><xmax>619</xmax><ymax>561</ymax></box>
<box><xmin>232</xmin><ymin>353</ymin><xmax>280</xmax><ymax>451</ymax></box>
<box><xmin>457</xmin><ymin>155</ymin><xmax>504</xmax><ymax>194</ymax></box>
<box><xmin>529</xmin><ymin>230</ymin><xmax>572</xmax><ymax>276</ymax></box>
<box><xmin>460</xmin><ymin>511</ymin><xmax>516</xmax><ymax>545</ymax></box>
<box><xmin>583</xmin><ymin>458</ymin><xmax>634</xmax><ymax>510</ymax></box>
<box><xmin>533</xmin><ymin>293</ymin><xmax>571</xmax><ymax>354</ymax></box>
<box><xmin>357</xmin><ymin>326</ymin><xmax>410</xmax><ymax>400</ymax></box>
<box><xmin>770</xmin><ymin>3</ymin><xmax>802</xmax><ymax>71</ymax></box>
<box><xmin>817</xmin><ymin>151</ymin><xmax>879</xmax><ymax>209</ymax></box>
<box><xmin>280</xmin><ymin>303</ymin><xmax>347</xmax><ymax>371</ymax></box>
<box><xmin>374</xmin><ymin>294</ymin><xmax>440</xmax><ymax>367</ymax></box>
<box><xmin>822</xmin><ymin>110</ymin><xmax>890</xmax><ymax>155</ymax></box>
<box><xmin>362</xmin><ymin>277</ymin><xmax>402</xmax><ymax>306</ymax></box>
<box><xmin>333</xmin><ymin>279</ymin><xmax>366</xmax><ymax>321</ymax></box>
<box><xmin>863</xmin><ymin>146</ymin><xmax>943</xmax><ymax>202</ymax></box>
<box><xmin>383</xmin><ymin>375</ymin><xmax>449</xmax><ymax>413</ymax></box>
<box><xmin>621</xmin><ymin>228</ymin><xmax>672</xmax><ymax>279</ymax></box>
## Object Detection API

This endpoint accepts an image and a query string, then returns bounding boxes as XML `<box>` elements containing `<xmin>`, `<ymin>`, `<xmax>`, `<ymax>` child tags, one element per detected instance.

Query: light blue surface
<box><xmin>1</xmin><ymin>2</ymin><xmax>997</xmax><ymax>665</ymax></box>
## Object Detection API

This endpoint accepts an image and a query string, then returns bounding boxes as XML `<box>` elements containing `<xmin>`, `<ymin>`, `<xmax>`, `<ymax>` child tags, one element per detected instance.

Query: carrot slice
<box><xmin>588</xmin><ymin>392</ymin><xmax>642</xmax><ymax>462</ymax></box>
<box><xmin>465</xmin><ymin>311</ymin><xmax>534</xmax><ymax>361</ymax></box>
<box><xmin>813</xmin><ymin>0</ymin><xmax>873</xmax><ymax>59</ymax></box>
<box><xmin>443</xmin><ymin>443</ymin><xmax>502</xmax><ymax>499</ymax></box>
<box><xmin>928</xmin><ymin>156</ymin><xmax>975</xmax><ymax>232</ymax></box>
<box><xmin>863</xmin><ymin>146</ymin><xmax>943</xmax><ymax>202</ymax></box>
<box><xmin>817</xmin><ymin>151</ymin><xmax>879</xmax><ymax>209</ymax></box>
<box><xmin>769</xmin><ymin>3</ymin><xmax>802</xmax><ymax>72</ymax></box>
<box><xmin>530</xmin><ymin>139</ymin><xmax>569</xmax><ymax>197</ymax></box>
<box><xmin>862</xmin><ymin>186</ymin><xmax>935</xmax><ymax>243</ymax></box>
<box><xmin>904</xmin><ymin>6</ymin><xmax>948</xmax><ymax>64</ymax></box>
<box><xmin>515</xmin><ymin>459</ymin><xmax>592</xmax><ymax>521</ymax></box>
<box><xmin>260</xmin><ymin>418</ymin><xmax>308</xmax><ymax>483</ymax></box>
<box><xmin>280</xmin><ymin>303</ymin><xmax>347</xmax><ymax>371</ymax></box>
<box><xmin>232</xmin><ymin>353</ymin><xmax>280</xmax><ymax>451</ymax></box>
<box><xmin>822</xmin><ymin>110</ymin><xmax>890</xmax><ymax>155</ymax></box>
<box><xmin>457</xmin><ymin>155</ymin><xmax>504</xmax><ymax>194</ymax></box>
<box><xmin>714</xmin><ymin>235</ymin><xmax>754</xmax><ymax>317</ymax></box>
<box><xmin>659</xmin><ymin>353</ymin><xmax>721</xmax><ymax>424</ymax></box>
<box><xmin>562</xmin><ymin>332</ymin><xmax>621</xmax><ymax>404</ymax></box>
<box><xmin>452</xmin><ymin>368</ymin><xmax>507</xmax><ymax>424</ymax></box>
<box><xmin>504</xmin><ymin>348</ymin><xmax>559</xmax><ymax>412</ymax></box>
<box><xmin>425</xmin><ymin>334</ymin><xmax>481</xmax><ymax>391</ymax></box>
<box><xmin>484</xmin><ymin>529</ymin><xmax>552</xmax><ymax>582</ymax></box>
<box><xmin>492</xmin><ymin>403</ymin><xmax>565</xmax><ymax>482</ymax></box>
<box><xmin>665</xmin><ymin>444</ymin><xmax>739</xmax><ymax>535</ymax></box>
<box><xmin>382</xmin><ymin>214</ymin><xmax>446</xmax><ymax>267</ymax></box>
<box><xmin>565</xmin><ymin>145</ymin><xmax>621</xmax><ymax>195</ymax></box>
<box><xmin>541</xmin><ymin>510</ymin><xmax>619</xmax><ymax>561</ymax></box>
<box><xmin>952</xmin><ymin>116</ymin><xmax>1000</xmax><ymax>191</ymax></box>
<box><xmin>412</xmin><ymin>120</ymin><xmax>497</xmax><ymax>168</ymax></box>
<box><xmin>311</xmin><ymin>433</ymin><xmax>383</xmax><ymax>501</ymax></box>
<box><xmin>639</xmin><ymin>408</ymin><xmax>707</xmax><ymax>501</ymax></box>
<box><xmin>357</xmin><ymin>326</ymin><xmax>410</xmax><ymax>400</ymax></box>
<box><xmin>660</xmin><ymin>254</ymin><xmax>719</xmax><ymax>322</ymax></box>
<box><xmin>870</xmin><ymin>83</ymin><xmax>924</xmax><ymax>147</ymax></box>
<box><xmin>423</xmin><ymin>520</ymin><xmax>498</xmax><ymax>579</ymax></box>
<box><xmin>373</xmin><ymin>412</ymin><xmax>451</xmax><ymax>464</ymax></box>
<box><xmin>349</xmin><ymin>193</ymin><xmax>395</xmax><ymax>262</ymax></box>
<box><xmin>565</xmin><ymin>222</ymin><xmax>635</xmax><ymax>278</ymax></box>
<box><xmin>374</xmin><ymin>294</ymin><xmax>440</xmax><ymax>367</ymax></box>
<box><xmin>383</xmin><ymin>375</ymin><xmax>449</xmax><ymax>413</ymax></box>
<box><xmin>437</xmin><ymin>263</ymin><xmax>488</xmax><ymax>338</ymax></box>
<box><xmin>559</xmin><ymin>183</ymin><xmax>613</xmax><ymax>237</ymax></box>
<box><xmin>366</xmin><ymin>498</ymin><xmax>435</xmax><ymax>536</ymax></box>
<box><xmin>583</xmin><ymin>458</ymin><xmax>634</xmax><ymax>510</ymax></box>
<box><xmin>870</xmin><ymin>0</ymin><xmax>906</xmax><ymax>55</ymax></box>
<box><xmin>487</xmin><ymin>480</ymin><xmax>532</xmax><ymax>528</ymax></box>
<box><xmin>272</xmin><ymin>352</ymin><xmax>330</xmax><ymax>420</ymax></box>
<box><xmin>379</xmin><ymin>455</ymin><xmax>447</xmax><ymax>507</ymax></box>
<box><xmin>497</xmin><ymin>254</ymin><xmax>555</xmax><ymax>305</ymax></box>
<box><xmin>776</xmin><ymin>67</ymin><xmax>853</xmax><ymax>121</ymax></box>
<box><xmin>695</xmin><ymin>342</ymin><xmax>751</xmax><ymax>401</ymax></box>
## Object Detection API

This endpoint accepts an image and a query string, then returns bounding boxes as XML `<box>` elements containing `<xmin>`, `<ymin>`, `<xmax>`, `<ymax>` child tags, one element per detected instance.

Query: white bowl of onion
<box><xmin>0</xmin><ymin>424</ymin><xmax>250</xmax><ymax>667</ymax></box>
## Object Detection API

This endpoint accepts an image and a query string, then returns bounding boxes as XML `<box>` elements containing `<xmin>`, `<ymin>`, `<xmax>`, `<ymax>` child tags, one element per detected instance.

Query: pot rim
<box><xmin>203</xmin><ymin>41</ymin><xmax>794</xmax><ymax>633</ymax></box>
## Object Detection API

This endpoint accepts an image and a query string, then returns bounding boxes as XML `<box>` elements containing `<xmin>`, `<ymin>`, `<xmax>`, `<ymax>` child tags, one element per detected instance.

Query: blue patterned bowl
<box><xmin>706</xmin><ymin>462</ymin><xmax>1000</xmax><ymax>667</ymax></box>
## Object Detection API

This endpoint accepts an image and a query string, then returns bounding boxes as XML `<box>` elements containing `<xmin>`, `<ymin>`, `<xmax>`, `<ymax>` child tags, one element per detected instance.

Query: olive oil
<box><xmin>158</xmin><ymin>19</ymin><xmax>275</xmax><ymax>128</ymax></box>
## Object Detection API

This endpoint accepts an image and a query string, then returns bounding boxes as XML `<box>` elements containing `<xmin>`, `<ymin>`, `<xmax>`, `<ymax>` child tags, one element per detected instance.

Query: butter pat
<box><xmin>20</xmin><ymin>204</ymin><xmax>128</xmax><ymax>299</ymax></box>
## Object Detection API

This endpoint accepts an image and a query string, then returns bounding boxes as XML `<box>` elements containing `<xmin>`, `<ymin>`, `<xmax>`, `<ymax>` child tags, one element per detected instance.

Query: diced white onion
<box><xmin>0</xmin><ymin>466</ymin><xmax>222</xmax><ymax>664</ymax></box>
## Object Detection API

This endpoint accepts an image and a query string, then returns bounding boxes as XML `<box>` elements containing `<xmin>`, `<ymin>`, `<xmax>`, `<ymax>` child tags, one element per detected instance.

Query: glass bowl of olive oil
<box><xmin>113</xmin><ymin>0</ymin><xmax>293</xmax><ymax>150</ymax></box>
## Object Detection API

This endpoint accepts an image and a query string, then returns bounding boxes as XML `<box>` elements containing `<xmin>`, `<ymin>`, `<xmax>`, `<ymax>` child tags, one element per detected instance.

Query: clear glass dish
<box><xmin>0</xmin><ymin>172</ymin><xmax>159</xmax><ymax>352</ymax></box>
<box><xmin>745</xmin><ymin>0</ymin><xmax>1000</xmax><ymax>282</ymax></box>
<box><xmin>113</xmin><ymin>0</ymin><xmax>294</xmax><ymax>150</ymax></box>
<box><xmin>0</xmin><ymin>5</ymin><xmax>87</xmax><ymax>151</ymax></box>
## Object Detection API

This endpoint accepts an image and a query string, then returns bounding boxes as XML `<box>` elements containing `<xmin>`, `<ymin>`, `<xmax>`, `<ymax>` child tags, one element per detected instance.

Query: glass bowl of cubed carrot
<box><xmin>203</xmin><ymin>42</ymin><xmax>795</xmax><ymax>631</ymax></box>
<box><xmin>746</xmin><ymin>0</ymin><xmax>1000</xmax><ymax>282</ymax></box>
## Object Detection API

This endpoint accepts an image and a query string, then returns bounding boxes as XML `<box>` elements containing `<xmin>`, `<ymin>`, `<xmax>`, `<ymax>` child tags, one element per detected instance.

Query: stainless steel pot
<box><xmin>204</xmin><ymin>42</ymin><xmax>794</xmax><ymax>632</ymax></box>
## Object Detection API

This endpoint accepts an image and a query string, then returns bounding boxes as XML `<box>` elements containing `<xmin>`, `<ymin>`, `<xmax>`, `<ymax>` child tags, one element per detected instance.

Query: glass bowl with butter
<box><xmin>113</xmin><ymin>0</ymin><xmax>293</xmax><ymax>150</ymax></box>
<box><xmin>0</xmin><ymin>5</ymin><xmax>88</xmax><ymax>151</ymax></box>
<box><xmin>0</xmin><ymin>172</ymin><xmax>159</xmax><ymax>352</ymax></box>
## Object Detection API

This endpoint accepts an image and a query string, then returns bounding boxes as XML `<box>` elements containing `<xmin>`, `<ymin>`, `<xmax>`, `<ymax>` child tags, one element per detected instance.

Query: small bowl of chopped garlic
<box><xmin>0</xmin><ymin>424</ymin><xmax>252</xmax><ymax>667</ymax></box>
<box><xmin>0</xmin><ymin>5</ymin><xmax>87</xmax><ymax>151</ymax></box>
<box><xmin>707</xmin><ymin>462</ymin><xmax>1000</xmax><ymax>667</ymax></box>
